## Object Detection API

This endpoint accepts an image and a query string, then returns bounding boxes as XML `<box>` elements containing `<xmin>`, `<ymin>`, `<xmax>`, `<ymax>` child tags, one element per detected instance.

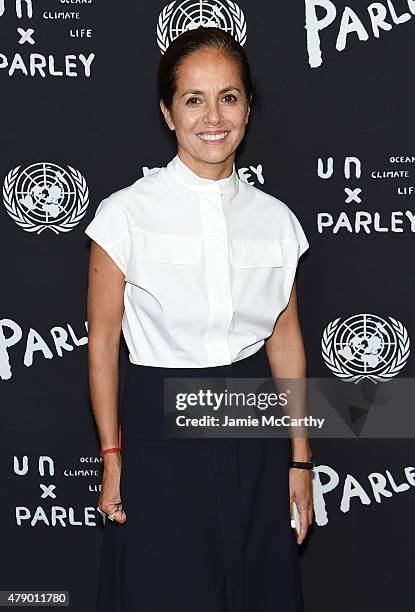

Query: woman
<box><xmin>85</xmin><ymin>26</ymin><xmax>313</xmax><ymax>612</ymax></box>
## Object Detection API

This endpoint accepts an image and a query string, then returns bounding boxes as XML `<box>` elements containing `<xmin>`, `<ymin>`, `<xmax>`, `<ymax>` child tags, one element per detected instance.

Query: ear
<box><xmin>245</xmin><ymin>95</ymin><xmax>252</xmax><ymax>124</ymax></box>
<box><xmin>159</xmin><ymin>99</ymin><xmax>175</xmax><ymax>131</ymax></box>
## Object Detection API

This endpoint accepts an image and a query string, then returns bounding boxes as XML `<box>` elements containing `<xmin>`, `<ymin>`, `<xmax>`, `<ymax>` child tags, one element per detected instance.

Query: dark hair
<box><xmin>157</xmin><ymin>26</ymin><xmax>257</xmax><ymax>112</ymax></box>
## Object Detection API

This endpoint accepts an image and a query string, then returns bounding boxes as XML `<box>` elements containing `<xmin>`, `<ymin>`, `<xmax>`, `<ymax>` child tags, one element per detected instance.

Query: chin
<box><xmin>198</xmin><ymin>144</ymin><xmax>233</xmax><ymax>157</ymax></box>
<box><xmin>200</xmin><ymin>152</ymin><xmax>231</xmax><ymax>164</ymax></box>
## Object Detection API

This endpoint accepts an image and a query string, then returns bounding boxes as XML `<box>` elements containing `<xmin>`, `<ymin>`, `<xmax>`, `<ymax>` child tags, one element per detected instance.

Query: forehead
<box><xmin>175</xmin><ymin>49</ymin><xmax>241</xmax><ymax>89</ymax></box>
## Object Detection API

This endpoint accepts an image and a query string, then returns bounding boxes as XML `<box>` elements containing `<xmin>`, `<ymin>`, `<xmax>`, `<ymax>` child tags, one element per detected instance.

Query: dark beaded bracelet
<box><xmin>289</xmin><ymin>459</ymin><xmax>316</xmax><ymax>470</ymax></box>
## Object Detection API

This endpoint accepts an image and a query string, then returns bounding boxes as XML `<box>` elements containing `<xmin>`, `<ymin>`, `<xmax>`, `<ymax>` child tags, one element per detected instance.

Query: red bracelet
<box><xmin>100</xmin><ymin>446</ymin><xmax>121</xmax><ymax>456</ymax></box>
<box><xmin>99</xmin><ymin>425</ymin><xmax>122</xmax><ymax>457</ymax></box>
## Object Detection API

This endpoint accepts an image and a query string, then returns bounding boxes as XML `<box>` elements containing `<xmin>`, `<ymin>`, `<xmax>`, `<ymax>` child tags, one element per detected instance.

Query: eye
<box><xmin>222</xmin><ymin>94</ymin><xmax>237</xmax><ymax>103</ymax></box>
<box><xmin>186</xmin><ymin>96</ymin><xmax>201</xmax><ymax>106</ymax></box>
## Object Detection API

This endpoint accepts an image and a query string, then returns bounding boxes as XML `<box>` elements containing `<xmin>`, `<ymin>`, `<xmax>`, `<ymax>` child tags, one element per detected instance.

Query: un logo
<box><xmin>322</xmin><ymin>313</ymin><xmax>410</xmax><ymax>383</ymax></box>
<box><xmin>3</xmin><ymin>162</ymin><xmax>89</xmax><ymax>235</ymax></box>
<box><xmin>157</xmin><ymin>0</ymin><xmax>247</xmax><ymax>54</ymax></box>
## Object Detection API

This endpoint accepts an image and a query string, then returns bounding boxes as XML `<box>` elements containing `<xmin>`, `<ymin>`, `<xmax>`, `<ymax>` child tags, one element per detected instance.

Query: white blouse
<box><xmin>84</xmin><ymin>154</ymin><xmax>309</xmax><ymax>368</ymax></box>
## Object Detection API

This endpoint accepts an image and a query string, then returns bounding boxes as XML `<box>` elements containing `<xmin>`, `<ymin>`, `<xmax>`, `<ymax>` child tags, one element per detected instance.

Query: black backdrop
<box><xmin>1</xmin><ymin>1</ymin><xmax>414</xmax><ymax>610</ymax></box>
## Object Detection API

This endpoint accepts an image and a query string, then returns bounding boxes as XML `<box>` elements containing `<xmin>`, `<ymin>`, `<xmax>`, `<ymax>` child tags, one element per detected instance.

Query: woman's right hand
<box><xmin>98</xmin><ymin>454</ymin><xmax>127</xmax><ymax>524</ymax></box>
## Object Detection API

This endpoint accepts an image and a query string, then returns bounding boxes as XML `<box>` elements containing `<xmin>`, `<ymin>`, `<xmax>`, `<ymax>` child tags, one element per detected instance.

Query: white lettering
<box><xmin>305</xmin><ymin>0</ymin><xmax>415</xmax><ymax>67</ymax></box>
<box><xmin>0</xmin><ymin>52</ymin><xmax>95</xmax><ymax>77</ymax></box>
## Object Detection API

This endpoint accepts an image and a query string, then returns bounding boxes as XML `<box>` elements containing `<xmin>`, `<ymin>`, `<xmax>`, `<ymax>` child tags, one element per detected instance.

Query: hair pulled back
<box><xmin>157</xmin><ymin>26</ymin><xmax>256</xmax><ymax>111</ymax></box>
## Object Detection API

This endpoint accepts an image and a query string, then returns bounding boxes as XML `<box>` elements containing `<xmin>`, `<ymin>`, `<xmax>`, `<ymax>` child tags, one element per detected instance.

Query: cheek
<box><xmin>171</xmin><ymin>105</ymin><xmax>196</xmax><ymax>131</ymax></box>
<box><xmin>224</xmin><ymin>107</ymin><xmax>248</xmax><ymax>127</ymax></box>
<box><xmin>176</xmin><ymin>112</ymin><xmax>200</xmax><ymax>134</ymax></box>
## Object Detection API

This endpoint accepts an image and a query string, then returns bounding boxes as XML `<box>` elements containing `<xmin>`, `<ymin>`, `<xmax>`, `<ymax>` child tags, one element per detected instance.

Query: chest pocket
<box><xmin>229</xmin><ymin>239</ymin><xmax>283</xmax><ymax>268</ymax></box>
<box><xmin>125</xmin><ymin>229</ymin><xmax>203</xmax><ymax>293</ymax></box>
<box><xmin>142</xmin><ymin>230</ymin><xmax>203</xmax><ymax>265</ymax></box>
<box><xmin>125</xmin><ymin>230</ymin><xmax>205</xmax><ymax>332</ymax></box>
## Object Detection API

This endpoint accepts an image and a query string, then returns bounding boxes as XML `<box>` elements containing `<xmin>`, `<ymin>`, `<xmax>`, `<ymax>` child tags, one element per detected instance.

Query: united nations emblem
<box><xmin>3</xmin><ymin>162</ymin><xmax>89</xmax><ymax>234</ymax></box>
<box><xmin>321</xmin><ymin>313</ymin><xmax>410</xmax><ymax>383</ymax></box>
<box><xmin>157</xmin><ymin>0</ymin><xmax>247</xmax><ymax>54</ymax></box>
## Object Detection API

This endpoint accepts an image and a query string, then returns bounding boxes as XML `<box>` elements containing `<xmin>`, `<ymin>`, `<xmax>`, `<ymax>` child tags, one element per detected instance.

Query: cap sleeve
<box><xmin>84</xmin><ymin>194</ymin><xmax>131</xmax><ymax>275</ymax></box>
<box><xmin>286</xmin><ymin>207</ymin><xmax>309</xmax><ymax>260</ymax></box>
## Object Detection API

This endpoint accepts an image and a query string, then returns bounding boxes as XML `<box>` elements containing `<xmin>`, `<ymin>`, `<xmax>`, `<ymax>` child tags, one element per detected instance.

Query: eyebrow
<box><xmin>181</xmin><ymin>86</ymin><xmax>241</xmax><ymax>97</ymax></box>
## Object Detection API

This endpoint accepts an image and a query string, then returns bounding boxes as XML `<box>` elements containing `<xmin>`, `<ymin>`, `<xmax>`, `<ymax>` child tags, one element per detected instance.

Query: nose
<box><xmin>203</xmin><ymin>100</ymin><xmax>223</xmax><ymax>126</ymax></box>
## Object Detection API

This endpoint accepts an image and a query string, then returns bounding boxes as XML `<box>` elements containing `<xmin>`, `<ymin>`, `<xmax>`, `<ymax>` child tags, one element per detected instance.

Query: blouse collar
<box><xmin>166</xmin><ymin>153</ymin><xmax>238</xmax><ymax>196</ymax></box>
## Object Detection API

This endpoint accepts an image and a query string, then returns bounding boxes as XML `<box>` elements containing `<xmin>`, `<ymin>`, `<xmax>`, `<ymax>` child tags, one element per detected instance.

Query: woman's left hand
<box><xmin>289</xmin><ymin>467</ymin><xmax>314</xmax><ymax>545</ymax></box>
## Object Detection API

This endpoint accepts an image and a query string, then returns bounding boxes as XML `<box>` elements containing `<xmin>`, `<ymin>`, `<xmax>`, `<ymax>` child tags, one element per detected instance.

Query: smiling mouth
<box><xmin>196</xmin><ymin>131</ymin><xmax>229</xmax><ymax>143</ymax></box>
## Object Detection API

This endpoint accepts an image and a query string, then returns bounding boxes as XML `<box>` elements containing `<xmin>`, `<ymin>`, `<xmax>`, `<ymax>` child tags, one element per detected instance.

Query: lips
<box><xmin>196</xmin><ymin>131</ymin><xmax>229</xmax><ymax>142</ymax></box>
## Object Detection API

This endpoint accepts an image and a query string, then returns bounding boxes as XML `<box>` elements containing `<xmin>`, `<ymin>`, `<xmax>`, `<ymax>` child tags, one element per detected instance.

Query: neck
<box><xmin>177</xmin><ymin>147</ymin><xmax>234</xmax><ymax>180</ymax></box>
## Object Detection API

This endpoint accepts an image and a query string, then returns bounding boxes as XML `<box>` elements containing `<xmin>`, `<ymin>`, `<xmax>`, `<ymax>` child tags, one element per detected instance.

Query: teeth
<box><xmin>197</xmin><ymin>132</ymin><xmax>228</xmax><ymax>141</ymax></box>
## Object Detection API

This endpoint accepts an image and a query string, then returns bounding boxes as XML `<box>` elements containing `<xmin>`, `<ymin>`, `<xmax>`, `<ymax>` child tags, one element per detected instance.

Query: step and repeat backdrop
<box><xmin>1</xmin><ymin>1</ymin><xmax>414</xmax><ymax>610</ymax></box>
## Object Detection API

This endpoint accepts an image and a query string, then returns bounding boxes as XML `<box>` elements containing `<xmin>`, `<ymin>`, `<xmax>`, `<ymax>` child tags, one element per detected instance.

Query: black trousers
<box><xmin>95</xmin><ymin>347</ymin><xmax>304</xmax><ymax>612</ymax></box>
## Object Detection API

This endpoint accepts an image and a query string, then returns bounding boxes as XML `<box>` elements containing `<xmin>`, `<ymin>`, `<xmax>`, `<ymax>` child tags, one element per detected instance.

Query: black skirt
<box><xmin>95</xmin><ymin>346</ymin><xmax>304</xmax><ymax>612</ymax></box>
